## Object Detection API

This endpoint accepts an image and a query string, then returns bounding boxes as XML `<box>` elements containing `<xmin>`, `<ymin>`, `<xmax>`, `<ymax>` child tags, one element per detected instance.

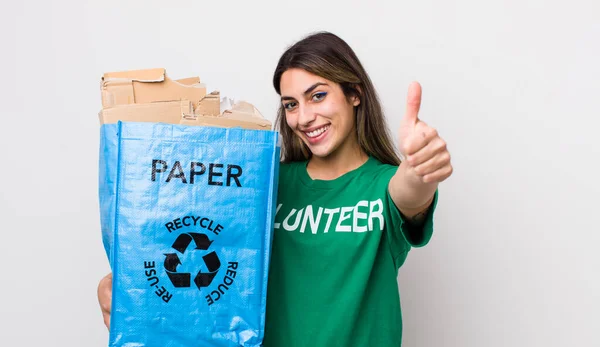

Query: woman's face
<box><xmin>279</xmin><ymin>68</ymin><xmax>360</xmax><ymax>159</ymax></box>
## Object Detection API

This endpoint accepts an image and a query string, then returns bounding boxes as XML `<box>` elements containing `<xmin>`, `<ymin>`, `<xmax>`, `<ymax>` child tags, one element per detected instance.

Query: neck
<box><xmin>307</xmin><ymin>132</ymin><xmax>368</xmax><ymax>180</ymax></box>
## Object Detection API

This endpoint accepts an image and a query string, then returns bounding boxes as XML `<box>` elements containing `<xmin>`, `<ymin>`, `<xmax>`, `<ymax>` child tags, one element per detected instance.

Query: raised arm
<box><xmin>389</xmin><ymin>82</ymin><xmax>453</xmax><ymax>223</ymax></box>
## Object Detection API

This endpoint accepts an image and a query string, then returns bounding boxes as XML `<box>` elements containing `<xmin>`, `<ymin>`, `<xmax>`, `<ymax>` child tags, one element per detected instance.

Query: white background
<box><xmin>1</xmin><ymin>0</ymin><xmax>598</xmax><ymax>346</ymax></box>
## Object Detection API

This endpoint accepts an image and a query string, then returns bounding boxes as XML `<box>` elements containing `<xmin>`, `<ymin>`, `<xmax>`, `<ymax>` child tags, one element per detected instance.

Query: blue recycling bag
<box><xmin>99</xmin><ymin>121</ymin><xmax>280</xmax><ymax>346</ymax></box>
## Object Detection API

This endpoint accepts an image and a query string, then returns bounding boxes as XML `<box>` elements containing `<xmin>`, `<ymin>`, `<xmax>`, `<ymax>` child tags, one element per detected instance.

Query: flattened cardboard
<box><xmin>196</xmin><ymin>91</ymin><xmax>221</xmax><ymax>116</ymax></box>
<box><xmin>101</xmin><ymin>68</ymin><xmax>206</xmax><ymax>109</ymax></box>
<box><xmin>99</xmin><ymin>100</ymin><xmax>191</xmax><ymax>125</ymax></box>
<box><xmin>175</xmin><ymin>77</ymin><xmax>201</xmax><ymax>85</ymax></box>
<box><xmin>99</xmin><ymin>100</ymin><xmax>271</xmax><ymax>130</ymax></box>
<box><xmin>99</xmin><ymin>68</ymin><xmax>272</xmax><ymax>131</ymax></box>
<box><xmin>180</xmin><ymin>116</ymin><xmax>270</xmax><ymax>130</ymax></box>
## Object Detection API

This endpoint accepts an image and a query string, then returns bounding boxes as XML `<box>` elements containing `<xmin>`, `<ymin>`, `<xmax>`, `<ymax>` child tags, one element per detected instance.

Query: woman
<box><xmin>98</xmin><ymin>31</ymin><xmax>452</xmax><ymax>346</ymax></box>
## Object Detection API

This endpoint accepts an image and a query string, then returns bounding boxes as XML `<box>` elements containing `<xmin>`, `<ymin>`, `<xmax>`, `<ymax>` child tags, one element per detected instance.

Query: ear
<box><xmin>352</xmin><ymin>84</ymin><xmax>362</xmax><ymax>106</ymax></box>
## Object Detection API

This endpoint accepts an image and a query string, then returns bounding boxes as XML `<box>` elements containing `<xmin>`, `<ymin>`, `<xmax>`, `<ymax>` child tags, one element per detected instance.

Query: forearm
<box><xmin>388</xmin><ymin>161</ymin><xmax>437</xmax><ymax>219</ymax></box>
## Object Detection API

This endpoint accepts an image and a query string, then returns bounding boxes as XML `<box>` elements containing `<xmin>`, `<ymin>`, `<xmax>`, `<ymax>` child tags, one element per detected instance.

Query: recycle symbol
<box><xmin>164</xmin><ymin>232</ymin><xmax>221</xmax><ymax>290</ymax></box>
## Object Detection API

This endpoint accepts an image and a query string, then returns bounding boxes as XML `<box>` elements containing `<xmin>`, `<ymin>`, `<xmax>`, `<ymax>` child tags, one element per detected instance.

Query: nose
<box><xmin>298</xmin><ymin>103</ymin><xmax>316</xmax><ymax>127</ymax></box>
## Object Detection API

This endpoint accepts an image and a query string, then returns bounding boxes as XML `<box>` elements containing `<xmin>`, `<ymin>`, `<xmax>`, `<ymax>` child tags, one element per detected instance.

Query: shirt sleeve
<box><xmin>384</xmin><ymin>186</ymin><xmax>438</xmax><ymax>267</ymax></box>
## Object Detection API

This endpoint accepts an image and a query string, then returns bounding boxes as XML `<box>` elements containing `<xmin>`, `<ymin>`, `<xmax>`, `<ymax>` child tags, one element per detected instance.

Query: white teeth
<box><xmin>306</xmin><ymin>125</ymin><xmax>329</xmax><ymax>138</ymax></box>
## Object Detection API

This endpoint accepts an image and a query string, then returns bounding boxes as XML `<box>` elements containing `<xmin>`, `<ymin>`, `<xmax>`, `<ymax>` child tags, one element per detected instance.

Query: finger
<box><xmin>413</xmin><ymin>151</ymin><xmax>451</xmax><ymax>177</ymax></box>
<box><xmin>98</xmin><ymin>273</ymin><xmax>113</xmax><ymax>329</ymax></box>
<box><xmin>407</xmin><ymin>135</ymin><xmax>447</xmax><ymax>167</ymax></box>
<box><xmin>103</xmin><ymin>312</ymin><xmax>111</xmax><ymax>330</ymax></box>
<box><xmin>422</xmin><ymin>164</ymin><xmax>453</xmax><ymax>183</ymax></box>
<box><xmin>403</xmin><ymin>81</ymin><xmax>422</xmax><ymax>126</ymax></box>
<box><xmin>402</xmin><ymin>122</ymin><xmax>437</xmax><ymax>156</ymax></box>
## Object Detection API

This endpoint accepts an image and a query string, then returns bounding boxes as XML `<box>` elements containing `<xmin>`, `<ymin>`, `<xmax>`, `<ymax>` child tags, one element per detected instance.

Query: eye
<box><xmin>283</xmin><ymin>101</ymin><xmax>297</xmax><ymax>111</ymax></box>
<box><xmin>312</xmin><ymin>92</ymin><xmax>327</xmax><ymax>102</ymax></box>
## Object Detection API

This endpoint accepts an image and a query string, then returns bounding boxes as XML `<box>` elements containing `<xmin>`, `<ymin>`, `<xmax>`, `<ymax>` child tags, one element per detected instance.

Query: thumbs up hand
<box><xmin>399</xmin><ymin>82</ymin><xmax>452</xmax><ymax>184</ymax></box>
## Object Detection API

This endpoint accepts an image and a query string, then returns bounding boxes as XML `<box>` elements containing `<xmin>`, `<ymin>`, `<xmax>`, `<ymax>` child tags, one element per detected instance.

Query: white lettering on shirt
<box><xmin>323</xmin><ymin>208</ymin><xmax>340</xmax><ymax>233</ymax></box>
<box><xmin>300</xmin><ymin>205</ymin><xmax>323</xmax><ymax>234</ymax></box>
<box><xmin>335</xmin><ymin>207</ymin><xmax>354</xmax><ymax>232</ymax></box>
<box><xmin>368</xmin><ymin>199</ymin><xmax>384</xmax><ymax>231</ymax></box>
<box><xmin>273</xmin><ymin>203</ymin><xmax>283</xmax><ymax>229</ymax></box>
<box><xmin>283</xmin><ymin>208</ymin><xmax>304</xmax><ymax>231</ymax></box>
<box><xmin>275</xmin><ymin>199</ymin><xmax>385</xmax><ymax>234</ymax></box>
<box><xmin>353</xmin><ymin>200</ymin><xmax>369</xmax><ymax>232</ymax></box>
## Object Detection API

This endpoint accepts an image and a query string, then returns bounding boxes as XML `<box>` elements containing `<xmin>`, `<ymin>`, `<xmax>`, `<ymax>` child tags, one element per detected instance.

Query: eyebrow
<box><xmin>281</xmin><ymin>82</ymin><xmax>328</xmax><ymax>101</ymax></box>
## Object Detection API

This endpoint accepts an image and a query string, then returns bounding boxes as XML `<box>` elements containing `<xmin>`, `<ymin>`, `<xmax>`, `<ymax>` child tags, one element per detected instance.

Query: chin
<box><xmin>309</xmin><ymin>150</ymin><xmax>330</xmax><ymax>159</ymax></box>
<box><xmin>305</xmin><ymin>143</ymin><xmax>336</xmax><ymax>159</ymax></box>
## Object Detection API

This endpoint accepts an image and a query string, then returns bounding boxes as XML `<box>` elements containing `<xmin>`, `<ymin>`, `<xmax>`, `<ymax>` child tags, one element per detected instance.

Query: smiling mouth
<box><xmin>304</xmin><ymin>125</ymin><xmax>330</xmax><ymax>138</ymax></box>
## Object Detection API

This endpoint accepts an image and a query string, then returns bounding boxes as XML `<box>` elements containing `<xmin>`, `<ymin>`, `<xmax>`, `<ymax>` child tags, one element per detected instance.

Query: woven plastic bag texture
<box><xmin>99</xmin><ymin>121</ymin><xmax>280</xmax><ymax>346</ymax></box>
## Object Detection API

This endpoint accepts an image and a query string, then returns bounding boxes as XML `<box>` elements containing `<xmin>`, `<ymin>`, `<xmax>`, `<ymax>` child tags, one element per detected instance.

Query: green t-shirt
<box><xmin>263</xmin><ymin>156</ymin><xmax>437</xmax><ymax>347</ymax></box>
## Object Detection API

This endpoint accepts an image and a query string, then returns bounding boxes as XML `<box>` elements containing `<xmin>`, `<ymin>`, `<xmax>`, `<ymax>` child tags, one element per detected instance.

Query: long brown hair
<box><xmin>273</xmin><ymin>31</ymin><xmax>401</xmax><ymax>166</ymax></box>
